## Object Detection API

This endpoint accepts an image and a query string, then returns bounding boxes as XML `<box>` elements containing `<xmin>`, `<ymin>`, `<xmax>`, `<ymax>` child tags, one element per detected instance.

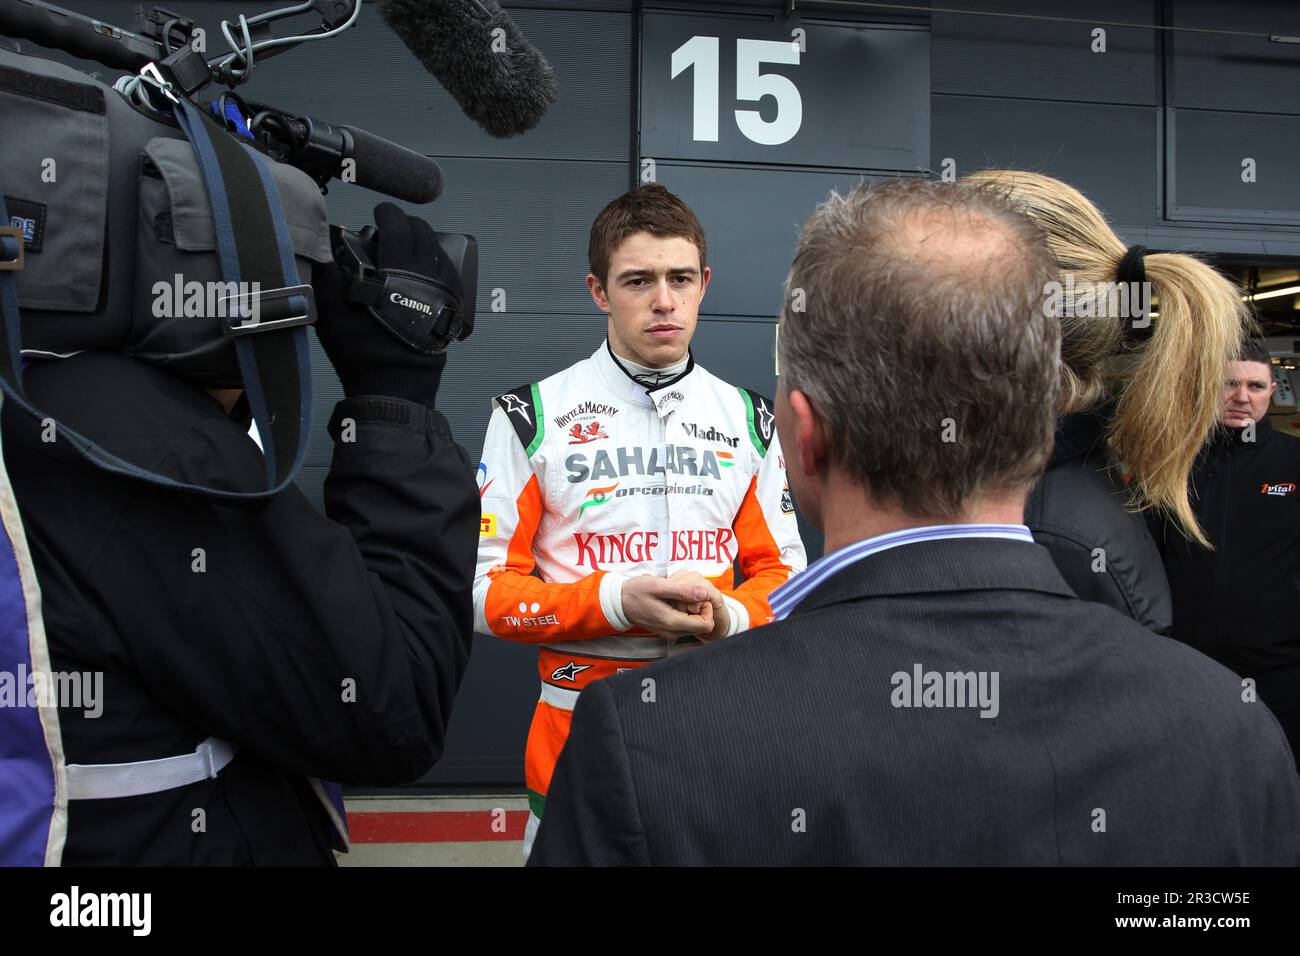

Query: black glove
<box><xmin>313</xmin><ymin>203</ymin><xmax>448</xmax><ymax>408</ymax></box>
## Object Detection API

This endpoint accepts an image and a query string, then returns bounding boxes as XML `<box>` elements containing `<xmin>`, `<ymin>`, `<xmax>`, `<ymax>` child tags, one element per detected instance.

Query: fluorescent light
<box><xmin>1244</xmin><ymin>284</ymin><xmax>1300</xmax><ymax>303</ymax></box>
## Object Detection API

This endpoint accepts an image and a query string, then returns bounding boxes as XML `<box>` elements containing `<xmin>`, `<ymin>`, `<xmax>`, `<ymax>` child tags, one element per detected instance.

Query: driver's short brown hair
<box><xmin>588</xmin><ymin>184</ymin><xmax>706</xmax><ymax>287</ymax></box>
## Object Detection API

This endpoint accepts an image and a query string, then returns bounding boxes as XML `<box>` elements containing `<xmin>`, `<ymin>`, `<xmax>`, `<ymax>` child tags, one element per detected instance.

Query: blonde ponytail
<box><xmin>961</xmin><ymin>169</ymin><xmax>1252</xmax><ymax>547</ymax></box>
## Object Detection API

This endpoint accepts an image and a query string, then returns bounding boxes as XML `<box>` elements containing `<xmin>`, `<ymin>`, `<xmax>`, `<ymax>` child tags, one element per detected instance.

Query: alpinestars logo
<box><xmin>1260</xmin><ymin>482</ymin><xmax>1296</xmax><ymax>496</ymax></box>
<box><xmin>500</xmin><ymin>394</ymin><xmax>530</xmax><ymax>419</ymax></box>
<box><xmin>755</xmin><ymin>399</ymin><xmax>775</xmax><ymax>441</ymax></box>
<box><xmin>568</xmin><ymin>421</ymin><xmax>609</xmax><ymax>444</ymax></box>
<box><xmin>682</xmin><ymin>423</ymin><xmax>739</xmax><ymax>447</ymax></box>
<box><xmin>551</xmin><ymin>660</ymin><xmax>593</xmax><ymax>682</ymax></box>
<box><xmin>580</xmin><ymin>482</ymin><xmax>619</xmax><ymax>514</ymax></box>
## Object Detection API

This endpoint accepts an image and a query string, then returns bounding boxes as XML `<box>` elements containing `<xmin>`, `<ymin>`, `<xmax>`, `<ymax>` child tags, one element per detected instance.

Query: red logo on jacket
<box><xmin>568</xmin><ymin>421</ymin><xmax>609</xmax><ymax>444</ymax></box>
<box><xmin>1260</xmin><ymin>482</ymin><xmax>1296</xmax><ymax>497</ymax></box>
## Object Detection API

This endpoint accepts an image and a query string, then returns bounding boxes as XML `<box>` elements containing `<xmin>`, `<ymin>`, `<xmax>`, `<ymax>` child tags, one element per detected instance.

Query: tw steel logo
<box><xmin>501</xmin><ymin>601</ymin><xmax>560</xmax><ymax>628</ymax></box>
<box><xmin>573</xmin><ymin>528</ymin><xmax>737</xmax><ymax>569</ymax></box>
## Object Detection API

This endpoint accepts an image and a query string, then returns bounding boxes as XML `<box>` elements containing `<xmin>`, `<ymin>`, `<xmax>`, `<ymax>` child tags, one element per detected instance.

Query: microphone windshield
<box><xmin>375</xmin><ymin>0</ymin><xmax>558</xmax><ymax>138</ymax></box>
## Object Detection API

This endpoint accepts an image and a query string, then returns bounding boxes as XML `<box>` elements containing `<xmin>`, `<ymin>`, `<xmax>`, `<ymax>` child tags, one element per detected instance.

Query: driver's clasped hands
<box><xmin>621</xmin><ymin>571</ymin><xmax>730</xmax><ymax>642</ymax></box>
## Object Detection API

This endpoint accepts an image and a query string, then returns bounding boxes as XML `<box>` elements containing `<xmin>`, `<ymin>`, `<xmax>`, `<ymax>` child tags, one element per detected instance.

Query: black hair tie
<box><xmin>1116</xmin><ymin>244</ymin><xmax>1152</xmax><ymax>345</ymax></box>
<box><xmin>1116</xmin><ymin>244</ymin><xmax>1147</xmax><ymax>286</ymax></box>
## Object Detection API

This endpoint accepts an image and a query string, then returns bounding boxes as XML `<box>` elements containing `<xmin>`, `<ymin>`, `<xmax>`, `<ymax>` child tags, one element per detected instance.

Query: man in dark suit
<box><xmin>529</xmin><ymin>178</ymin><xmax>1300</xmax><ymax>866</ymax></box>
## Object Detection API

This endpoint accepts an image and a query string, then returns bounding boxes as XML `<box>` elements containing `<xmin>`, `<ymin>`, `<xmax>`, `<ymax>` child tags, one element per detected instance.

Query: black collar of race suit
<box><xmin>605</xmin><ymin>338</ymin><xmax>695</xmax><ymax>392</ymax></box>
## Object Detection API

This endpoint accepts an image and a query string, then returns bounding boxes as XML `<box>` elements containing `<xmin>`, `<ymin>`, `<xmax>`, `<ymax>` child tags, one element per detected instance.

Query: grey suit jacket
<box><xmin>530</xmin><ymin>537</ymin><xmax>1300</xmax><ymax>865</ymax></box>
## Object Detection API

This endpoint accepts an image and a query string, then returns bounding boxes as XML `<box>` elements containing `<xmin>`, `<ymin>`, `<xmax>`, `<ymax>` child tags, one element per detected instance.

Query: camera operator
<box><xmin>1</xmin><ymin>203</ymin><xmax>478</xmax><ymax>865</ymax></box>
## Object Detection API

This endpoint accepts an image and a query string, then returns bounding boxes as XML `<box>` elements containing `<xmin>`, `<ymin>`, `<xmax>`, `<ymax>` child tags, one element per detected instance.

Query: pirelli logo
<box><xmin>480</xmin><ymin>513</ymin><xmax>498</xmax><ymax>536</ymax></box>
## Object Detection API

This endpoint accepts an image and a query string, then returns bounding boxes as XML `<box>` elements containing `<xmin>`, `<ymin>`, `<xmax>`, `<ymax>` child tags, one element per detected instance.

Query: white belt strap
<box><xmin>64</xmin><ymin>736</ymin><xmax>237</xmax><ymax>801</ymax></box>
<box><xmin>539</xmin><ymin>682</ymin><xmax>581</xmax><ymax>711</ymax></box>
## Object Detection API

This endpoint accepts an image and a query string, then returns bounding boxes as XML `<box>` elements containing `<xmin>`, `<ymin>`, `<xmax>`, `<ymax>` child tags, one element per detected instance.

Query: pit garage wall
<box><xmin>20</xmin><ymin>1</ymin><xmax>1300</xmax><ymax>787</ymax></box>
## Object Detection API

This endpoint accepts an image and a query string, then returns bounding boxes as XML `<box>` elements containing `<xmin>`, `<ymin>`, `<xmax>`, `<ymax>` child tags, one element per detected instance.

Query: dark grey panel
<box><xmin>319</xmin><ymin>158</ymin><xmax>630</xmax><ymax>316</ymax></box>
<box><xmin>641</xmin><ymin>12</ymin><xmax>929</xmax><ymax>171</ymax></box>
<box><xmin>508</xmin><ymin>0</ymin><xmax>631</xmax><ymax>9</ymax></box>
<box><xmin>24</xmin><ymin>1</ymin><xmax>632</xmax><ymax>162</ymax></box>
<box><xmin>437</xmin><ymin>312</ymin><xmax>609</xmax><ymax>462</ymax></box>
<box><xmin>694</xmin><ymin>317</ymin><xmax>823</xmax><ymax>562</ymax></box>
<box><xmin>1116</xmin><ymin>223</ymin><xmax>1300</xmax><ymax>259</ymax></box>
<box><xmin>932</xmin><ymin>95</ymin><xmax>1159</xmax><ymax>225</ymax></box>
<box><xmin>1169</xmin><ymin>109</ymin><xmax>1300</xmax><ymax>225</ymax></box>
<box><xmin>652</xmin><ymin>163</ymin><xmax>902</xmax><ymax>317</ymax></box>
<box><xmin>933</xmin><ymin>0</ymin><xmax>1158</xmax><ymax>105</ymax></box>
<box><xmin>417</xmin><ymin>634</ymin><xmax>538</xmax><ymax>787</ymax></box>
<box><xmin>1170</xmin><ymin>0</ymin><xmax>1300</xmax><ymax>115</ymax></box>
<box><xmin>694</xmin><ymin>316</ymin><xmax>778</xmax><ymax>396</ymax></box>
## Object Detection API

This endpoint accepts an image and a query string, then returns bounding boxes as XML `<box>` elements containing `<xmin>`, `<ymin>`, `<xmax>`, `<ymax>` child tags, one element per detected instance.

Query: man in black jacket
<box><xmin>530</xmin><ymin>179</ymin><xmax>1300</xmax><ymax>866</ymax></box>
<box><xmin>1155</xmin><ymin>339</ymin><xmax>1300</xmax><ymax>763</ymax></box>
<box><xmin>1</xmin><ymin>205</ymin><xmax>478</xmax><ymax>864</ymax></box>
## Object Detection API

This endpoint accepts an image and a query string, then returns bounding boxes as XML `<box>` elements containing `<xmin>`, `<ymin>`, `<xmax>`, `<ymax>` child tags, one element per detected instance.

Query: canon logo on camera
<box><xmin>390</xmin><ymin>291</ymin><xmax>433</xmax><ymax>315</ymax></box>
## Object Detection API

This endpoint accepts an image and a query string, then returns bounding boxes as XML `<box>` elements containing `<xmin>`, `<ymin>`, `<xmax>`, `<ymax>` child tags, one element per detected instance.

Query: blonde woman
<box><xmin>961</xmin><ymin>170</ymin><xmax>1250</xmax><ymax>634</ymax></box>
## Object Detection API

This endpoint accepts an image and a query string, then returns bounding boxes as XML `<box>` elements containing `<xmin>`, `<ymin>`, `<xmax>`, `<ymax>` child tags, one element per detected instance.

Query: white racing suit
<box><xmin>474</xmin><ymin>342</ymin><xmax>807</xmax><ymax>853</ymax></box>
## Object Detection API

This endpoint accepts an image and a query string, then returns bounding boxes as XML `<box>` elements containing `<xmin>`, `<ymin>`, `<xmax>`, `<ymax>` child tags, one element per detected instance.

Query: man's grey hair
<box><xmin>778</xmin><ymin>177</ymin><xmax>1061</xmax><ymax>518</ymax></box>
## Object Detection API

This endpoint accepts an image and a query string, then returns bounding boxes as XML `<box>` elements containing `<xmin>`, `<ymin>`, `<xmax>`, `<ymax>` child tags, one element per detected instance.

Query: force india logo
<box><xmin>566</xmin><ymin>445</ymin><xmax>730</xmax><ymax>482</ymax></box>
<box><xmin>1260</xmin><ymin>482</ymin><xmax>1296</xmax><ymax>496</ymax></box>
<box><xmin>581</xmin><ymin>483</ymin><xmax>619</xmax><ymax>513</ymax></box>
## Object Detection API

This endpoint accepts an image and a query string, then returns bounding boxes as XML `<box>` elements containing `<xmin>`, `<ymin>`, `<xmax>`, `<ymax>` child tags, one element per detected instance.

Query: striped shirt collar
<box><xmin>768</xmin><ymin>524</ymin><xmax>1034</xmax><ymax>621</ymax></box>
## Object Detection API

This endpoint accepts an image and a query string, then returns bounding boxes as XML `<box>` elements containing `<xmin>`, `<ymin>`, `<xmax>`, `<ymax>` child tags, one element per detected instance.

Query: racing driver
<box><xmin>474</xmin><ymin>184</ymin><xmax>807</xmax><ymax>855</ymax></box>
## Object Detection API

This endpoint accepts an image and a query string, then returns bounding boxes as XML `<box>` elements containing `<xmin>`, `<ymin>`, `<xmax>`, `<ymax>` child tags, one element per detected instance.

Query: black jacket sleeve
<box><xmin>529</xmin><ymin>678</ymin><xmax>651</xmax><ymax>866</ymax></box>
<box><xmin>76</xmin><ymin>393</ymin><xmax>478</xmax><ymax>785</ymax></box>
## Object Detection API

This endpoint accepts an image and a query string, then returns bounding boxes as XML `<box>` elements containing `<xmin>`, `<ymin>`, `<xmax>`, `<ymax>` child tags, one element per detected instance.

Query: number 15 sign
<box><xmin>641</xmin><ymin>12</ymin><xmax>930</xmax><ymax>171</ymax></box>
